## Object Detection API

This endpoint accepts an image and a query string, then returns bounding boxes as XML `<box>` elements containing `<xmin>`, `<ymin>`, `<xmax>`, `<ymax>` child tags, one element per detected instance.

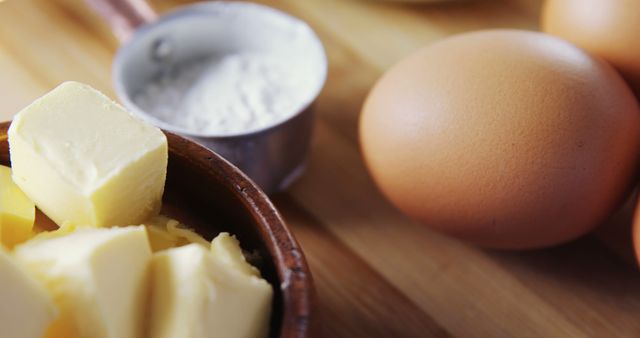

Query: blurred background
<box><xmin>0</xmin><ymin>0</ymin><xmax>541</xmax><ymax>122</ymax></box>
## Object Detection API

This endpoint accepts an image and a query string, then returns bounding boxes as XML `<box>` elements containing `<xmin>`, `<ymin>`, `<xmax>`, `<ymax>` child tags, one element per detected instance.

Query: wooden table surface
<box><xmin>2</xmin><ymin>0</ymin><xmax>640</xmax><ymax>337</ymax></box>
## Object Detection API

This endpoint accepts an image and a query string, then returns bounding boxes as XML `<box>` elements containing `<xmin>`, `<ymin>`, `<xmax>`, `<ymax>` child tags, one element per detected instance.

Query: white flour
<box><xmin>133</xmin><ymin>53</ymin><xmax>312</xmax><ymax>135</ymax></box>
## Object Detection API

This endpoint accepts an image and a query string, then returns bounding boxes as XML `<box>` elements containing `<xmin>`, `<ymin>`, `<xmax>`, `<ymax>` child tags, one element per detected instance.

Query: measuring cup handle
<box><xmin>85</xmin><ymin>0</ymin><xmax>157</xmax><ymax>43</ymax></box>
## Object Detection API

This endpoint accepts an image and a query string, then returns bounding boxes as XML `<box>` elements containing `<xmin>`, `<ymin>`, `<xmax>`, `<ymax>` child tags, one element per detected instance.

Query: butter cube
<box><xmin>14</xmin><ymin>226</ymin><xmax>151</xmax><ymax>338</ymax></box>
<box><xmin>149</xmin><ymin>233</ymin><xmax>273</xmax><ymax>338</ymax></box>
<box><xmin>0</xmin><ymin>165</ymin><xmax>36</xmax><ymax>248</ymax></box>
<box><xmin>8</xmin><ymin>81</ymin><xmax>168</xmax><ymax>228</ymax></box>
<box><xmin>0</xmin><ymin>246</ymin><xmax>56</xmax><ymax>338</ymax></box>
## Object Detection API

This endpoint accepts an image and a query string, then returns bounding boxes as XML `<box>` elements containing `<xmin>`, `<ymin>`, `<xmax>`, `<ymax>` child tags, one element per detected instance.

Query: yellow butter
<box><xmin>149</xmin><ymin>233</ymin><xmax>273</xmax><ymax>338</ymax></box>
<box><xmin>14</xmin><ymin>226</ymin><xmax>151</xmax><ymax>338</ymax></box>
<box><xmin>166</xmin><ymin>219</ymin><xmax>210</xmax><ymax>247</ymax></box>
<box><xmin>145</xmin><ymin>223</ymin><xmax>180</xmax><ymax>252</ymax></box>
<box><xmin>144</xmin><ymin>216</ymin><xmax>209</xmax><ymax>252</ymax></box>
<box><xmin>0</xmin><ymin>246</ymin><xmax>56</xmax><ymax>338</ymax></box>
<box><xmin>0</xmin><ymin>165</ymin><xmax>35</xmax><ymax>248</ymax></box>
<box><xmin>8</xmin><ymin>81</ymin><xmax>168</xmax><ymax>228</ymax></box>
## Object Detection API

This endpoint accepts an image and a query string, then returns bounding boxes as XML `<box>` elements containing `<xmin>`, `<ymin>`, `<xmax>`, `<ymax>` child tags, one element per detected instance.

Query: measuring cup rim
<box><xmin>113</xmin><ymin>1</ymin><xmax>329</xmax><ymax>139</ymax></box>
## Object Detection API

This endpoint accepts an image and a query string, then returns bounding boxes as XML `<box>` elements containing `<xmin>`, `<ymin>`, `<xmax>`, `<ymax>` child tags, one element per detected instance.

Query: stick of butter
<box><xmin>14</xmin><ymin>226</ymin><xmax>152</xmax><ymax>338</ymax></box>
<box><xmin>149</xmin><ymin>233</ymin><xmax>273</xmax><ymax>338</ymax></box>
<box><xmin>0</xmin><ymin>247</ymin><xmax>56</xmax><ymax>338</ymax></box>
<box><xmin>8</xmin><ymin>81</ymin><xmax>168</xmax><ymax>228</ymax></box>
<box><xmin>0</xmin><ymin>164</ymin><xmax>35</xmax><ymax>248</ymax></box>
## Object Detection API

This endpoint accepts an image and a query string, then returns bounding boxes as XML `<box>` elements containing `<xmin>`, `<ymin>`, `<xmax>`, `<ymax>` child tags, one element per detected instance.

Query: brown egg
<box><xmin>542</xmin><ymin>0</ymin><xmax>640</xmax><ymax>94</ymax></box>
<box><xmin>626</xmin><ymin>192</ymin><xmax>640</xmax><ymax>265</ymax></box>
<box><xmin>359</xmin><ymin>30</ymin><xmax>640</xmax><ymax>249</ymax></box>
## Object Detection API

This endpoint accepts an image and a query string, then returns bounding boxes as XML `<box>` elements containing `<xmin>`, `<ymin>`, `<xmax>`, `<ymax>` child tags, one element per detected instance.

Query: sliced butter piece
<box><xmin>149</xmin><ymin>233</ymin><xmax>273</xmax><ymax>338</ymax></box>
<box><xmin>8</xmin><ymin>81</ymin><xmax>168</xmax><ymax>228</ymax></box>
<box><xmin>210</xmin><ymin>232</ymin><xmax>261</xmax><ymax>276</ymax></box>
<box><xmin>0</xmin><ymin>246</ymin><xmax>56</xmax><ymax>338</ymax></box>
<box><xmin>14</xmin><ymin>226</ymin><xmax>151</xmax><ymax>338</ymax></box>
<box><xmin>0</xmin><ymin>165</ymin><xmax>36</xmax><ymax>248</ymax></box>
<box><xmin>144</xmin><ymin>216</ymin><xmax>209</xmax><ymax>252</ymax></box>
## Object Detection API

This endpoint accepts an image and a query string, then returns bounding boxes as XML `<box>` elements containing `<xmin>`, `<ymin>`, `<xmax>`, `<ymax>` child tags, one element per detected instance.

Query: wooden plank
<box><xmin>0</xmin><ymin>0</ymin><xmax>114</xmax><ymax>94</ymax></box>
<box><xmin>0</xmin><ymin>46</ymin><xmax>49</xmax><ymax>121</ymax></box>
<box><xmin>259</xmin><ymin>1</ymin><xmax>640</xmax><ymax>334</ymax></box>
<box><xmin>490</xmin><ymin>238</ymin><xmax>640</xmax><ymax>337</ymax></box>
<box><xmin>260</xmin><ymin>0</ymin><xmax>541</xmax><ymax>71</ymax></box>
<box><xmin>255</xmin><ymin>2</ymin><xmax>640</xmax><ymax>334</ymax></box>
<box><xmin>1</xmin><ymin>0</ymin><xmax>638</xmax><ymax>336</ymax></box>
<box><xmin>275</xmin><ymin>196</ymin><xmax>450</xmax><ymax>338</ymax></box>
<box><xmin>287</xmin><ymin>121</ymin><xmax>590</xmax><ymax>337</ymax></box>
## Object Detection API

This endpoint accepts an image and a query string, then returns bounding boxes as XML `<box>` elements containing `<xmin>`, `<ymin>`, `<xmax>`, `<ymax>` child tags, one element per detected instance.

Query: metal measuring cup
<box><xmin>86</xmin><ymin>0</ymin><xmax>328</xmax><ymax>194</ymax></box>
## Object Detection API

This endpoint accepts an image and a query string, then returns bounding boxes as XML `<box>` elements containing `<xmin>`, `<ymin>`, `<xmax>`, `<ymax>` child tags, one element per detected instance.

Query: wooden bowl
<box><xmin>0</xmin><ymin>121</ymin><xmax>313</xmax><ymax>338</ymax></box>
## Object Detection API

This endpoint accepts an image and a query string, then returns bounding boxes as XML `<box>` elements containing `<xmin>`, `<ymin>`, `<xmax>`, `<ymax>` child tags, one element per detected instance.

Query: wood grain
<box><xmin>1</xmin><ymin>0</ymin><xmax>639</xmax><ymax>337</ymax></box>
<box><xmin>275</xmin><ymin>195</ymin><xmax>451</xmax><ymax>338</ymax></box>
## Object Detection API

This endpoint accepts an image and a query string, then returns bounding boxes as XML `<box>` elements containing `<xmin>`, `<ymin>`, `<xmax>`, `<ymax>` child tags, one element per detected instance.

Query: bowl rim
<box><xmin>0</xmin><ymin>121</ymin><xmax>314</xmax><ymax>338</ymax></box>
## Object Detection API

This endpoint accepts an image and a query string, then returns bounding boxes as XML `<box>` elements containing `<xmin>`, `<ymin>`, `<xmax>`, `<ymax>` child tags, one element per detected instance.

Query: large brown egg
<box><xmin>360</xmin><ymin>30</ymin><xmax>640</xmax><ymax>249</ymax></box>
<box><xmin>542</xmin><ymin>0</ymin><xmax>640</xmax><ymax>94</ymax></box>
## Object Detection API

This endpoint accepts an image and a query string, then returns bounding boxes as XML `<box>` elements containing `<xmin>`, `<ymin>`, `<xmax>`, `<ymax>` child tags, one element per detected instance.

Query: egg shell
<box><xmin>630</xmin><ymin>193</ymin><xmax>640</xmax><ymax>266</ymax></box>
<box><xmin>360</xmin><ymin>30</ymin><xmax>640</xmax><ymax>249</ymax></box>
<box><xmin>542</xmin><ymin>0</ymin><xmax>640</xmax><ymax>94</ymax></box>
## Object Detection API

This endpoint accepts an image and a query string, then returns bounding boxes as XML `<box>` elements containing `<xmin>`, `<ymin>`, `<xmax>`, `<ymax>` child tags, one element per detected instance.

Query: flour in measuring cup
<box><xmin>133</xmin><ymin>53</ymin><xmax>310</xmax><ymax>135</ymax></box>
